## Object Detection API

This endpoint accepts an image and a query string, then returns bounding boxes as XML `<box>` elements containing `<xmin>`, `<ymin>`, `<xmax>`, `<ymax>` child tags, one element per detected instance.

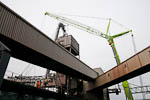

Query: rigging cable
<box><xmin>131</xmin><ymin>33</ymin><xmax>146</xmax><ymax>99</ymax></box>
<box><xmin>59</xmin><ymin>13</ymin><xmax>109</xmax><ymax>20</ymax></box>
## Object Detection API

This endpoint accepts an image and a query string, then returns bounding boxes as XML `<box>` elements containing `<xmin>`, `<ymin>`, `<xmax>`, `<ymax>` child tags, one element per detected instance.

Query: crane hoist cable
<box><xmin>131</xmin><ymin>33</ymin><xmax>137</xmax><ymax>53</ymax></box>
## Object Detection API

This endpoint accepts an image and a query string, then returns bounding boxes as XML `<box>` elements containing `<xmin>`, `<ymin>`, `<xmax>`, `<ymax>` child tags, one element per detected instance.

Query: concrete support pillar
<box><xmin>0</xmin><ymin>41</ymin><xmax>11</xmax><ymax>88</ymax></box>
<box><xmin>83</xmin><ymin>68</ymin><xmax>110</xmax><ymax>100</ymax></box>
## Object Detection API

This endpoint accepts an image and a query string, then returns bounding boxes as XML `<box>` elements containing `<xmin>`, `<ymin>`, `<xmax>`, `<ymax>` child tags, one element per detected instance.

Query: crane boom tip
<box><xmin>129</xmin><ymin>30</ymin><xmax>132</xmax><ymax>32</ymax></box>
<box><xmin>44</xmin><ymin>12</ymin><xmax>49</xmax><ymax>15</ymax></box>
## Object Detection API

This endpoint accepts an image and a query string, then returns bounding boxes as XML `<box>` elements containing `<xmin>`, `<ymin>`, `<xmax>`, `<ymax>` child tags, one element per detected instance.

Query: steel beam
<box><xmin>0</xmin><ymin>41</ymin><xmax>11</xmax><ymax>87</ymax></box>
<box><xmin>0</xmin><ymin>2</ymin><xmax>98</xmax><ymax>81</ymax></box>
<box><xmin>84</xmin><ymin>46</ymin><xmax>150</xmax><ymax>91</ymax></box>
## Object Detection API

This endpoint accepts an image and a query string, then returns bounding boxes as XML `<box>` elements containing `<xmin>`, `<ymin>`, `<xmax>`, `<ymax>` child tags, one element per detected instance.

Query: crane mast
<box><xmin>45</xmin><ymin>12</ymin><xmax>133</xmax><ymax>100</ymax></box>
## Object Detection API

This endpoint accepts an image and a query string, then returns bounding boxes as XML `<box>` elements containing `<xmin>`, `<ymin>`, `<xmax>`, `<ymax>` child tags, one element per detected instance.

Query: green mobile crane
<box><xmin>45</xmin><ymin>12</ymin><xmax>133</xmax><ymax>100</ymax></box>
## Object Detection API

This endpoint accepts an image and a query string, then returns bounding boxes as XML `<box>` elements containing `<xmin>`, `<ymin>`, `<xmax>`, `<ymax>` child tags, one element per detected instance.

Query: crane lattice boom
<box><xmin>45</xmin><ymin>12</ymin><xmax>108</xmax><ymax>39</ymax></box>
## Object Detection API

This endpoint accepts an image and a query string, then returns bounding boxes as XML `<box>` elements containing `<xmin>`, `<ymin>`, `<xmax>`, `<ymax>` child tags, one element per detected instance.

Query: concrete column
<box><xmin>0</xmin><ymin>41</ymin><xmax>11</xmax><ymax>88</ymax></box>
<box><xmin>83</xmin><ymin>68</ymin><xmax>110</xmax><ymax>100</ymax></box>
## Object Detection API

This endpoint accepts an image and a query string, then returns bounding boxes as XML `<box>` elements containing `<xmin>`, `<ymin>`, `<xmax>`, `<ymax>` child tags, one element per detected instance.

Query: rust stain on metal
<box><xmin>127</xmin><ymin>55</ymin><xmax>141</xmax><ymax>73</ymax></box>
<box><xmin>138</xmin><ymin>48</ymin><xmax>150</xmax><ymax>66</ymax></box>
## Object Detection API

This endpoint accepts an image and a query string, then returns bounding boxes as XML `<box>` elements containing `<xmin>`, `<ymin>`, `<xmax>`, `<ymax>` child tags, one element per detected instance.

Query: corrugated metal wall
<box><xmin>0</xmin><ymin>5</ymin><xmax>16</xmax><ymax>38</ymax></box>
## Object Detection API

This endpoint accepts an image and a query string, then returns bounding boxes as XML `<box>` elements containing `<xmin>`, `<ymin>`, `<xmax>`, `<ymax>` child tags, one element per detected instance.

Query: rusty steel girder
<box><xmin>84</xmin><ymin>46</ymin><xmax>150</xmax><ymax>91</ymax></box>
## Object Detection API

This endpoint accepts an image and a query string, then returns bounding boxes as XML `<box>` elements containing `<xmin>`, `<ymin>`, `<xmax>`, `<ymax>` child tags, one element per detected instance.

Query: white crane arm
<box><xmin>45</xmin><ymin>12</ymin><xmax>108</xmax><ymax>39</ymax></box>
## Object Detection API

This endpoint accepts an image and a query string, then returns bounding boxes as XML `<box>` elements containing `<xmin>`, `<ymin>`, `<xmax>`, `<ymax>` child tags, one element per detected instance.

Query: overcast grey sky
<box><xmin>1</xmin><ymin>0</ymin><xmax>150</xmax><ymax>99</ymax></box>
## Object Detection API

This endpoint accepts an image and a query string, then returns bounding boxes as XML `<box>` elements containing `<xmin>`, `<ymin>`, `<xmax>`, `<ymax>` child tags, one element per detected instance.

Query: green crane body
<box><xmin>106</xmin><ymin>20</ymin><xmax>133</xmax><ymax>100</ymax></box>
<box><xmin>45</xmin><ymin>12</ymin><xmax>133</xmax><ymax>100</ymax></box>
